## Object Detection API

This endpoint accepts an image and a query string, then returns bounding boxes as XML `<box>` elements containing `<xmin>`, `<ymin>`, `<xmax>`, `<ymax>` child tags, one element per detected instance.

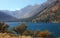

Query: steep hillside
<box><xmin>32</xmin><ymin>0</ymin><xmax>60</xmax><ymax>23</ymax></box>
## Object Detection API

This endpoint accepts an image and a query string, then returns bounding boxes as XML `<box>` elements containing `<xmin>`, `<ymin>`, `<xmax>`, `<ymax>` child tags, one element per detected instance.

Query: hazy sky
<box><xmin>0</xmin><ymin>0</ymin><xmax>47</xmax><ymax>11</ymax></box>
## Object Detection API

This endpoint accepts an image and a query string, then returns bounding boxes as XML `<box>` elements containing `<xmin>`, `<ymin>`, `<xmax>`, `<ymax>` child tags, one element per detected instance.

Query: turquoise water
<box><xmin>5</xmin><ymin>22</ymin><xmax>60</xmax><ymax>37</ymax></box>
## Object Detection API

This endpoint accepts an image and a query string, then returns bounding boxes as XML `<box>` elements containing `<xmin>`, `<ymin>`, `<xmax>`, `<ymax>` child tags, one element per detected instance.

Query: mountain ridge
<box><xmin>0</xmin><ymin>11</ymin><xmax>18</xmax><ymax>21</ymax></box>
<box><xmin>31</xmin><ymin>0</ymin><xmax>60</xmax><ymax>23</ymax></box>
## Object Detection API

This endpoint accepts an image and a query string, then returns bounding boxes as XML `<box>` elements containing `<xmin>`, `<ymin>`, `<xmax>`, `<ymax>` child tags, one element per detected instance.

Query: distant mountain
<box><xmin>1</xmin><ymin>5</ymin><xmax>42</xmax><ymax>19</ymax></box>
<box><xmin>0</xmin><ymin>1</ymin><xmax>48</xmax><ymax>19</ymax></box>
<box><xmin>0</xmin><ymin>11</ymin><xmax>18</xmax><ymax>21</ymax></box>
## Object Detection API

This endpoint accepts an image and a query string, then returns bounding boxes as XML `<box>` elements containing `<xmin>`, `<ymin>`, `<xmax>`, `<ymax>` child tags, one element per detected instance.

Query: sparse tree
<box><xmin>13</xmin><ymin>23</ymin><xmax>27</xmax><ymax>35</ymax></box>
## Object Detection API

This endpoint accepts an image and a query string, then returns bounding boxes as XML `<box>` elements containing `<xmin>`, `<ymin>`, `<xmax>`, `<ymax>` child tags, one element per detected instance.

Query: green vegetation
<box><xmin>0</xmin><ymin>22</ymin><xmax>9</xmax><ymax>33</ymax></box>
<box><xmin>12</xmin><ymin>23</ymin><xmax>54</xmax><ymax>38</ymax></box>
<box><xmin>0</xmin><ymin>22</ymin><xmax>54</xmax><ymax>38</ymax></box>
<box><xmin>12</xmin><ymin>23</ymin><xmax>27</xmax><ymax>35</ymax></box>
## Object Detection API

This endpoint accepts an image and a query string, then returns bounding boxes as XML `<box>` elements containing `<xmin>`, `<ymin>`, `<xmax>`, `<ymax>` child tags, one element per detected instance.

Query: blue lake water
<box><xmin>5</xmin><ymin>22</ymin><xmax>60</xmax><ymax>37</ymax></box>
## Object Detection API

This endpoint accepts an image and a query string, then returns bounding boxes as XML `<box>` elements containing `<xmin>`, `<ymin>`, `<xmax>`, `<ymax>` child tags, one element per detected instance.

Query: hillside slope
<box><xmin>0</xmin><ymin>11</ymin><xmax>18</xmax><ymax>21</ymax></box>
<box><xmin>32</xmin><ymin>0</ymin><xmax>60</xmax><ymax>23</ymax></box>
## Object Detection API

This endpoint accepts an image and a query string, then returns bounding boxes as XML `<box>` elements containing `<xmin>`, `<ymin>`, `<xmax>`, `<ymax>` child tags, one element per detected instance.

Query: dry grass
<box><xmin>0</xmin><ymin>33</ymin><xmax>32</xmax><ymax>38</ymax></box>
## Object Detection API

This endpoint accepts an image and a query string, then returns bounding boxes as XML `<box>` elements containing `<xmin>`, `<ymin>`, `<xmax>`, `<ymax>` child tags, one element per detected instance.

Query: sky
<box><xmin>0</xmin><ymin>0</ymin><xmax>47</xmax><ymax>11</ymax></box>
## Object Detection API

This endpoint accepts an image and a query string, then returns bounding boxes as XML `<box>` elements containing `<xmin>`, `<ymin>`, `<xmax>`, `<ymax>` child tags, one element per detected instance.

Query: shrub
<box><xmin>13</xmin><ymin>23</ymin><xmax>27</xmax><ymax>35</ymax></box>
<box><xmin>0</xmin><ymin>22</ymin><xmax>9</xmax><ymax>33</ymax></box>
<box><xmin>22</xmin><ymin>30</ymin><xmax>34</xmax><ymax>36</ymax></box>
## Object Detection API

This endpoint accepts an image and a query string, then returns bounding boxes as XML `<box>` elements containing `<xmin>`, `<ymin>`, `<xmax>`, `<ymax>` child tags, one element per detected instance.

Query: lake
<box><xmin>5</xmin><ymin>22</ymin><xmax>60</xmax><ymax>37</ymax></box>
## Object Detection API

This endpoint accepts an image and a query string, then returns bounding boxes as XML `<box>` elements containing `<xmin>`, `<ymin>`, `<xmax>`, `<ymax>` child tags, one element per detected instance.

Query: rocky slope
<box><xmin>31</xmin><ymin>0</ymin><xmax>60</xmax><ymax>23</ymax></box>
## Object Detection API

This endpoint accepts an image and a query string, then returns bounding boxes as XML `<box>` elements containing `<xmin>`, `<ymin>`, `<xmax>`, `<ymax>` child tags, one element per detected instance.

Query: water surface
<box><xmin>5</xmin><ymin>22</ymin><xmax>60</xmax><ymax>37</ymax></box>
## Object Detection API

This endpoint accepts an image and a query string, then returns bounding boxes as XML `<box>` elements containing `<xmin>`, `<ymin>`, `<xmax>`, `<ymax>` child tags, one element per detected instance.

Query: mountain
<box><xmin>18</xmin><ymin>0</ymin><xmax>60</xmax><ymax>22</ymax></box>
<box><xmin>0</xmin><ymin>11</ymin><xmax>18</xmax><ymax>21</ymax></box>
<box><xmin>0</xmin><ymin>4</ymin><xmax>42</xmax><ymax>21</ymax></box>
<box><xmin>10</xmin><ymin>0</ymin><xmax>57</xmax><ymax>19</ymax></box>
<box><xmin>14</xmin><ymin>0</ymin><xmax>59</xmax><ymax>20</ymax></box>
<box><xmin>0</xmin><ymin>0</ymin><xmax>60</xmax><ymax>22</ymax></box>
<box><xmin>1</xmin><ymin>5</ymin><xmax>42</xmax><ymax>19</ymax></box>
<box><xmin>0</xmin><ymin>1</ymin><xmax>48</xmax><ymax>19</ymax></box>
<box><xmin>32</xmin><ymin>0</ymin><xmax>60</xmax><ymax>23</ymax></box>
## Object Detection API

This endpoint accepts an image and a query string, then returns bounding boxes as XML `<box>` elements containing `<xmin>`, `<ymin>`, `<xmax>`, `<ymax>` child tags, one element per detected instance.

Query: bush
<box><xmin>0</xmin><ymin>22</ymin><xmax>9</xmax><ymax>33</ymax></box>
<box><xmin>37</xmin><ymin>30</ymin><xmax>54</xmax><ymax>38</ymax></box>
<box><xmin>22</xmin><ymin>30</ymin><xmax>34</xmax><ymax>36</ymax></box>
<box><xmin>13</xmin><ymin>23</ymin><xmax>27</xmax><ymax>35</ymax></box>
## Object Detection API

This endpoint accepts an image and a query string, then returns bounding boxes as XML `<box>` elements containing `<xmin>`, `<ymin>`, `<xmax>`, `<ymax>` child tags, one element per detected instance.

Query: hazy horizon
<box><xmin>0</xmin><ymin>0</ymin><xmax>47</xmax><ymax>11</ymax></box>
